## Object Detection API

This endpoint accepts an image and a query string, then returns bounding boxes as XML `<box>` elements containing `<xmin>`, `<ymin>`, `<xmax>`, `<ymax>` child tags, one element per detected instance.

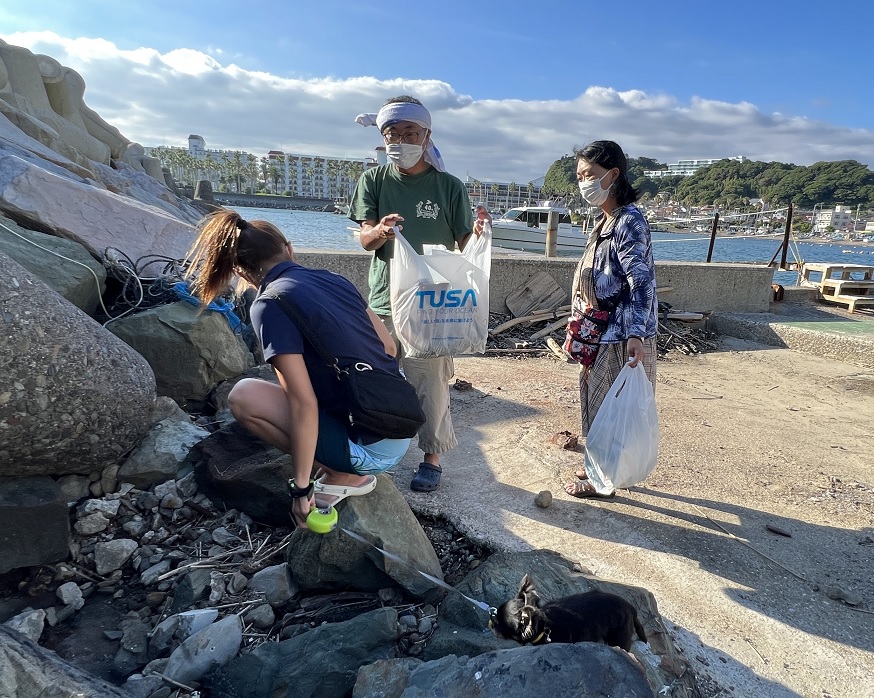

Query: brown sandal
<box><xmin>564</xmin><ymin>480</ymin><xmax>615</xmax><ymax>499</ymax></box>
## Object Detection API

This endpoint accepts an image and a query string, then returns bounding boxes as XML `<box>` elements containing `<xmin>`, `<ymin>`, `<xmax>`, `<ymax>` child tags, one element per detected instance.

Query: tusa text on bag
<box><xmin>415</xmin><ymin>288</ymin><xmax>478</xmax><ymax>309</ymax></box>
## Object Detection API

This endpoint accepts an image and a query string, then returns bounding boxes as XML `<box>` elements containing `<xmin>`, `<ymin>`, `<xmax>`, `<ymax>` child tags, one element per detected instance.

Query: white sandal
<box><xmin>313</xmin><ymin>474</ymin><xmax>377</xmax><ymax>508</ymax></box>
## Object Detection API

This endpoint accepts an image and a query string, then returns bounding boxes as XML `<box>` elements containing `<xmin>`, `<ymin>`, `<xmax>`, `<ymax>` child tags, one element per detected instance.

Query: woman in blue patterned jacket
<box><xmin>565</xmin><ymin>140</ymin><xmax>658</xmax><ymax>498</ymax></box>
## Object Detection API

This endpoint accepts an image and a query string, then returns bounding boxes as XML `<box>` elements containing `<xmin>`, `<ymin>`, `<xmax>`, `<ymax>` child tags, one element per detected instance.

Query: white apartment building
<box><xmin>147</xmin><ymin>135</ymin><xmax>374</xmax><ymax>199</ymax></box>
<box><xmin>464</xmin><ymin>176</ymin><xmax>545</xmax><ymax>211</ymax></box>
<box><xmin>813</xmin><ymin>204</ymin><xmax>854</xmax><ymax>233</ymax></box>
<box><xmin>266</xmin><ymin>149</ymin><xmax>374</xmax><ymax>201</ymax></box>
<box><xmin>644</xmin><ymin>156</ymin><xmax>749</xmax><ymax>178</ymax></box>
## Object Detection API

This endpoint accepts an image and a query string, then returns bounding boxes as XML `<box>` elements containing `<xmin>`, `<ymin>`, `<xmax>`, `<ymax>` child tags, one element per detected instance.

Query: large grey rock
<box><xmin>94</xmin><ymin>538</ymin><xmax>139</xmax><ymax>575</ymax></box>
<box><xmin>169</xmin><ymin>568</ymin><xmax>213</xmax><ymax>614</ymax></box>
<box><xmin>163</xmin><ymin>613</ymin><xmax>243</xmax><ymax>686</ymax></box>
<box><xmin>149</xmin><ymin>608</ymin><xmax>219</xmax><ymax>660</ymax></box>
<box><xmin>0</xmin><ymin>149</ymin><xmax>195</xmax><ymax>276</ymax></box>
<box><xmin>0</xmin><ymin>214</ymin><xmax>106</xmax><ymax>312</ymax></box>
<box><xmin>355</xmin><ymin>643</ymin><xmax>655</xmax><ymax>698</ymax></box>
<box><xmin>0</xmin><ymin>254</ymin><xmax>156</xmax><ymax>476</ymax></box>
<box><xmin>0</xmin><ymin>625</ymin><xmax>131</xmax><ymax>697</ymax></box>
<box><xmin>0</xmin><ymin>103</ymin><xmax>98</xmax><ymax>176</ymax></box>
<box><xmin>0</xmin><ymin>477</ymin><xmax>70</xmax><ymax>574</ymax></box>
<box><xmin>248</xmin><ymin>563</ymin><xmax>297</xmax><ymax>607</ymax></box>
<box><xmin>117</xmin><ymin>412</ymin><xmax>209</xmax><ymax>489</ymax></box>
<box><xmin>287</xmin><ymin>475</ymin><xmax>445</xmax><ymax>604</ymax></box>
<box><xmin>202</xmin><ymin>607</ymin><xmax>399</xmax><ymax>698</ymax></box>
<box><xmin>0</xmin><ymin>41</ymin><xmax>111</xmax><ymax>164</ymax></box>
<box><xmin>91</xmin><ymin>160</ymin><xmax>202</xmax><ymax>224</ymax></box>
<box><xmin>114</xmin><ymin>615</ymin><xmax>151</xmax><ymax>676</ymax></box>
<box><xmin>108</xmin><ymin>302</ymin><xmax>254</xmax><ymax>406</ymax></box>
<box><xmin>3</xmin><ymin>608</ymin><xmax>46</xmax><ymax>643</ymax></box>
<box><xmin>432</xmin><ymin>550</ymin><xmax>696</xmax><ymax>697</ymax></box>
<box><xmin>192</xmin><ymin>420</ymin><xmax>291</xmax><ymax>526</ymax></box>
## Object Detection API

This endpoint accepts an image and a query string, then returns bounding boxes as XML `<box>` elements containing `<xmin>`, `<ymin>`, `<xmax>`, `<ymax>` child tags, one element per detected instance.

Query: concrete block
<box><xmin>0</xmin><ymin>477</ymin><xmax>70</xmax><ymax>574</ymax></box>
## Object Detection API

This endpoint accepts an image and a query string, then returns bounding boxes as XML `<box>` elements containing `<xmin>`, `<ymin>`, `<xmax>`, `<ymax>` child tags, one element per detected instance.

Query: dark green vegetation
<box><xmin>543</xmin><ymin>155</ymin><xmax>874</xmax><ymax>210</ymax></box>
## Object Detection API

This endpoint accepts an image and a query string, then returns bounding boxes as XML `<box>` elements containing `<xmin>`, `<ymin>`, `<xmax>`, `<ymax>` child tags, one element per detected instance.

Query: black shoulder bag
<box><xmin>260</xmin><ymin>290</ymin><xmax>425</xmax><ymax>440</ymax></box>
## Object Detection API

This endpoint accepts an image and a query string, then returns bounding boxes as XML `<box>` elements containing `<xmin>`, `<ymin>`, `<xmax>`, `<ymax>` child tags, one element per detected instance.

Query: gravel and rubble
<box><xmin>0</xmin><ymin>472</ymin><xmax>493</xmax><ymax>697</ymax></box>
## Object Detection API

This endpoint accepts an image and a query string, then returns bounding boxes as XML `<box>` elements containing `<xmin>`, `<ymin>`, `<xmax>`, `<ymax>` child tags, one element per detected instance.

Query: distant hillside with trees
<box><xmin>542</xmin><ymin>154</ymin><xmax>874</xmax><ymax>210</ymax></box>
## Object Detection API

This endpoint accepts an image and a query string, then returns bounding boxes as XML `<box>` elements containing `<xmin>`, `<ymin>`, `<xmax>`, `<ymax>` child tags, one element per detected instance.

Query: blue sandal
<box><xmin>411</xmin><ymin>462</ymin><xmax>442</xmax><ymax>492</ymax></box>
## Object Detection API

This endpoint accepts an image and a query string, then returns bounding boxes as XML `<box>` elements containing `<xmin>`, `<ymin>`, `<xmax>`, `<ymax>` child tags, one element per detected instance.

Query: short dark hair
<box><xmin>574</xmin><ymin>140</ymin><xmax>639</xmax><ymax>206</ymax></box>
<box><xmin>383</xmin><ymin>95</ymin><xmax>422</xmax><ymax>107</ymax></box>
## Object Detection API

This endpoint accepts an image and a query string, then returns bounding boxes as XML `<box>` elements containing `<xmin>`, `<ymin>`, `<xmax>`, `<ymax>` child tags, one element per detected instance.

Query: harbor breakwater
<box><xmin>293</xmin><ymin>250</ymin><xmax>776</xmax><ymax>314</ymax></box>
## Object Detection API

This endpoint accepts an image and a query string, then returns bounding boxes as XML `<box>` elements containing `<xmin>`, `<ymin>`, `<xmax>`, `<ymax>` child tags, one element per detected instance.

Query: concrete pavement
<box><xmin>383</xmin><ymin>309</ymin><xmax>874</xmax><ymax>697</ymax></box>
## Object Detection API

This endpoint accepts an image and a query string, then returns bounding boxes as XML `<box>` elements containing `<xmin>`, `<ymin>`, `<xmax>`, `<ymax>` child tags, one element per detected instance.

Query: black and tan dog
<box><xmin>491</xmin><ymin>574</ymin><xmax>647</xmax><ymax>651</ymax></box>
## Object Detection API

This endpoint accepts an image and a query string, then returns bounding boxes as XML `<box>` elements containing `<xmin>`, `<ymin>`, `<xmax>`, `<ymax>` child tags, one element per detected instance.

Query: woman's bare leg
<box><xmin>228</xmin><ymin>378</ymin><xmax>368</xmax><ymax>487</ymax></box>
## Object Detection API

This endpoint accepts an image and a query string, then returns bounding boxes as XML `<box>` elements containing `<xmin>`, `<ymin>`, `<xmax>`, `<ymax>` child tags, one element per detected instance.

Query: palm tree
<box><xmin>305</xmin><ymin>167</ymin><xmax>316</xmax><ymax>198</ymax></box>
<box><xmin>326</xmin><ymin>160</ymin><xmax>341</xmax><ymax>200</ymax></box>
<box><xmin>490</xmin><ymin>183</ymin><xmax>499</xmax><ymax>210</ymax></box>
<box><xmin>267</xmin><ymin>161</ymin><xmax>281</xmax><ymax>193</ymax></box>
<box><xmin>246</xmin><ymin>154</ymin><xmax>258</xmax><ymax>193</ymax></box>
<box><xmin>204</xmin><ymin>153</ymin><xmax>217</xmax><ymax>189</ymax></box>
<box><xmin>259</xmin><ymin>156</ymin><xmax>270</xmax><ymax>192</ymax></box>
<box><xmin>470</xmin><ymin>179</ymin><xmax>481</xmax><ymax>205</ymax></box>
<box><xmin>345</xmin><ymin>161</ymin><xmax>365</xmax><ymax>198</ymax></box>
<box><xmin>507</xmin><ymin>182</ymin><xmax>517</xmax><ymax>209</ymax></box>
<box><xmin>231</xmin><ymin>151</ymin><xmax>244</xmax><ymax>193</ymax></box>
<box><xmin>527</xmin><ymin>181</ymin><xmax>535</xmax><ymax>204</ymax></box>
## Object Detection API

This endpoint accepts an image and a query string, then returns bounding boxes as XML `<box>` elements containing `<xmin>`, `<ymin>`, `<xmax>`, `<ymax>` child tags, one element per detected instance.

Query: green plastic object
<box><xmin>307</xmin><ymin>506</ymin><xmax>338</xmax><ymax>534</ymax></box>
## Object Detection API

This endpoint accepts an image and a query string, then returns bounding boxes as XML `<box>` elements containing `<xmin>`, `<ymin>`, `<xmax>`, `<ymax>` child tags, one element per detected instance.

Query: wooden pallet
<box><xmin>819</xmin><ymin>293</ymin><xmax>874</xmax><ymax>313</ymax></box>
<box><xmin>820</xmin><ymin>278</ymin><xmax>874</xmax><ymax>296</ymax></box>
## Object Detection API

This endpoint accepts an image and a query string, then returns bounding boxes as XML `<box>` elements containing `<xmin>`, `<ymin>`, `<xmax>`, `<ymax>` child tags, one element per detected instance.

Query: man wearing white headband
<box><xmin>349</xmin><ymin>95</ymin><xmax>490</xmax><ymax>493</ymax></box>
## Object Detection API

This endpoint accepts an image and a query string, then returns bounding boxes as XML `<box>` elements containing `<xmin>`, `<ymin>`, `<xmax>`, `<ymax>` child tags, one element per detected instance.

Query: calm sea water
<box><xmin>232</xmin><ymin>206</ymin><xmax>874</xmax><ymax>286</ymax></box>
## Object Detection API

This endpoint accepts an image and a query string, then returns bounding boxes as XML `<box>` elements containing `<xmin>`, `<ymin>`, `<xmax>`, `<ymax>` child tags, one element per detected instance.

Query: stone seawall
<box><xmin>294</xmin><ymin>250</ymin><xmax>774</xmax><ymax>314</ymax></box>
<box><xmin>213</xmin><ymin>192</ymin><xmax>334</xmax><ymax>209</ymax></box>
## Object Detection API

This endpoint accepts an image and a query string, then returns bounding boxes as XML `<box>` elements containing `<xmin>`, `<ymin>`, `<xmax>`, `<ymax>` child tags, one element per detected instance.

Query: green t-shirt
<box><xmin>348</xmin><ymin>164</ymin><xmax>473</xmax><ymax>315</ymax></box>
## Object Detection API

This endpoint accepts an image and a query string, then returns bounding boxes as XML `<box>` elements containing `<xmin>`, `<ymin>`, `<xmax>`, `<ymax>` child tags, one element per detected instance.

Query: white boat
<box><xmin>489</xmin><ymin>205</ymin><xmax>588</xmax><ymax>253</ymax></box>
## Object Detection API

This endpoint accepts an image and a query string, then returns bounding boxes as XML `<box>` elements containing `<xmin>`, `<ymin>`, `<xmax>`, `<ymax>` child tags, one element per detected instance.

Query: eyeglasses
<box><xmin>382</xmin><ymin>129</ymin><xmax>426</xmax><ymax>145</ymax></box>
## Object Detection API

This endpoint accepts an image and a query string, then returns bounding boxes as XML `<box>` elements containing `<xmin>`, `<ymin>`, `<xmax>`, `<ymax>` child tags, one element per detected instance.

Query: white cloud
<box><xmin>4</xmin><ymin>31</ymin><xmax>874</xmax><ymax>182</ymax></box>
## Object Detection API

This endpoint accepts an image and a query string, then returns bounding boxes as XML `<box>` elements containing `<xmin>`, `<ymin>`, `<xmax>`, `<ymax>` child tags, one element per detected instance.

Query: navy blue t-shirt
<box><xmin>249</xmin><ymin>261</ymin><xmax>401</xmax><ymax>425</ymax></box>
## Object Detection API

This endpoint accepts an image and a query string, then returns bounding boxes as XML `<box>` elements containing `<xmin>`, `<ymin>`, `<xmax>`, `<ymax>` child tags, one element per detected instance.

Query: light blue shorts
<box><xmin>348</xmin><ymin>437</ymin><xmax>412</xmax><ymax>475</ymax></box>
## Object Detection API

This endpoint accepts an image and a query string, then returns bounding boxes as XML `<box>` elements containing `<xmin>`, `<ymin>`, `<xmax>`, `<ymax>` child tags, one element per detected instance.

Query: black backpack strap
<box><xmin>258</xmin><ymin>289</ymin><xmax>342</xmax><ymax>375</ymax></box>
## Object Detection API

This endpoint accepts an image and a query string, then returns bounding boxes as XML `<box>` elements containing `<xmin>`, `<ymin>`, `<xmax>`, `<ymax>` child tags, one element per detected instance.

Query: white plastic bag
<box><xmin>583</xmin><ymin>362</ymin><xmax>659</xmax><ymax>492</ymax></box>
<box><xmin>389</xmin><ymin>223</ymin><xmax>491</xmax><ymax>358</ymax></box>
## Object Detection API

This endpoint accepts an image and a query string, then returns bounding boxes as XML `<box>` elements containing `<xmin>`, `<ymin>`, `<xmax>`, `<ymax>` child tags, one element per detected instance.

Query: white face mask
<box><xmin>386</xmin><ymin>142</ymin><xmax>424</xmax><ymax>169</ymax></box>
<box><xmin>578</xmin><ymin>171</ymin><xmax>611</xmax><ymax>206</ymax></box>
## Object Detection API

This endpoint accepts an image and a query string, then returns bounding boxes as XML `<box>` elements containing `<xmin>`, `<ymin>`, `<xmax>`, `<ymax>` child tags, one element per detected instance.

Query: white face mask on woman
<box><xmin>386</xmin><ymin>143</ymin><xmax>424</xmax><ymax>169</ymax></box>
<box><xmin>578</xmin><ymin>171</ymin><xmax>612</xmax><ymax>206</ymax></box>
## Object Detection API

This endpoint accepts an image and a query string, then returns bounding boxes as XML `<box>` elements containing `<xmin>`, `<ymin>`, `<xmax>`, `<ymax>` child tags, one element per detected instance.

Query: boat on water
<box><xmin>489</xmin><ymin>204</ymin><xmax>588</xmax><ymax>253</ymax></box>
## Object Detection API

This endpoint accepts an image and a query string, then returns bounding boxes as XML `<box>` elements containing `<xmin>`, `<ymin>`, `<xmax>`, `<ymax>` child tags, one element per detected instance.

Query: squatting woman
<box><xmin>186</xmin><ymin>210</ymin><xmax>411</xmax><ymax>527</ymax></box>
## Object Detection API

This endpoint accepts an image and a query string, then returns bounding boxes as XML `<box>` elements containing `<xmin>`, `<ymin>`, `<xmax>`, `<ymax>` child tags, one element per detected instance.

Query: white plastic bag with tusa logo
<box><xmin>583</xmin><ymin>362</ymin><xmax>660</xmax><ymax>492</ymax></box>
<box><xmin>390</xmin><ymin>224</ymin><xmax>491</xmax><ymax>358</ymax></box>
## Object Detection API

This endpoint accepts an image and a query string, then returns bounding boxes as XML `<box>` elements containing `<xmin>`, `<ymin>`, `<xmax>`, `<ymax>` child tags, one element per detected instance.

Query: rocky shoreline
<box><xmin>0</xmin><ymin>36</ymin><xmax>697</xmax><ymax>698</ymax></box>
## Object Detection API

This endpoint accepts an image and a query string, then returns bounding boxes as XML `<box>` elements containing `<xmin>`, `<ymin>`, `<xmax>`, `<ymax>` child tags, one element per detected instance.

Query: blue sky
<box><xmin>2</xmin><ymin>0</ymin><xmax>873</xmax><ymax>182</ymax></box>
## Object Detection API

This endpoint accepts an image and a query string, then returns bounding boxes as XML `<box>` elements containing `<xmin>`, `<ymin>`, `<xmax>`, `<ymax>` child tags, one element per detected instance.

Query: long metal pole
<box><xmin>779</xmin><ymin>203</ymin><xmax>793</xmax><ymax>270</ymax></box>
<box><xmin>706</xmin><ymin>212</ymin><xmax>719</xmax><ymax>262</ymax></box>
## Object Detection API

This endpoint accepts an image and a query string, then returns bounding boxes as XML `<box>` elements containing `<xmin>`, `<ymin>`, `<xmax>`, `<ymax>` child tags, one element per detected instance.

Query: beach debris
<box><xmin>452</xmin><ymin>379</ymin><xmax>473</xmax><ymax>391</ymax></box>
<box><xmin>486</xmin><ymin>304</ymin><xmax>718</xmax><ymax>360</ymax></box>
<box><xmin>529</xmin><ymin>315</ymin><xmax>572</xmax><ymax>340</ymax></box>
<box><xmin>825</xmin><ymin>585</ymin><xmax>863</xmax><ymax>607</ymax></box>
<box><xmin>490</xmin><ymin>305</ymin><xmax>572</xmax><ymax>335</ymax></box>
<box><xmin>504</xmin><ymin>272</ymin><xmax>567</xmax><ymax>317</ymax></box>
<box><xmin>657</xmin><ymin>321</ymin><xmax>718</xmax><ymax>357</ymax></box>
<box><xmin>534</xmin><ymin>490</ymin><xmax>553</xmax><ymax>508</ymax></box>
<box><xmin>765</xmin><ymin>523</ymin><xmax>792</xmax><ymax>537</ymax></box>
<box><xmin>550</xmin><ymin>430</ymin><xmax>579</xmax><ymax>450</ymax></box>
<box><xmin>546</xmin><ymin>337</ymin><xmax>573</xmax><ymax>362</ymax></box>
